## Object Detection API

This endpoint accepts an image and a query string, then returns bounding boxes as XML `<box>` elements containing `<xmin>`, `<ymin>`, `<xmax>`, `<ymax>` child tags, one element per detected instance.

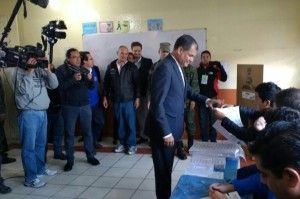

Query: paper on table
<box><xmin>189</xmin><ymin>141</ymin><xmax>242</xmax><ymax>159</ymax></box>
<box><xmin>200</xmin><ymin>191</ymin><xmax>241</xmax><ymax>199</ymax></box>
<box><xmin>191</xmin><ymin>155</ymin><xmax>226</xmax><ymax>170</ymax></box>
<box><xmin>213</xmin><ymin>107</ymin><xmax>246</xmax><ymax>146</ymax></box>
<box><xmin>184</xmin><ymin>163</ymin><xmax>224</xmax><ymax>179</ymax></box>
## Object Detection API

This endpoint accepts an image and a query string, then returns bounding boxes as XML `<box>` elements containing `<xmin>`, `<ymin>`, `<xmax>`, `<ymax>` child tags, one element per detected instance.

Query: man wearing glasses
<box><xmin>56</xmin><ymin>48</ymin><xmax>100</xmax><ymax>172</ymax></box>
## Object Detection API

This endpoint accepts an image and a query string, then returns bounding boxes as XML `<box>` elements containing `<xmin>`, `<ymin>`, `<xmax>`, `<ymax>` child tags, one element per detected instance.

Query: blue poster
<box><xmin>147</xmin><ymin>19</ymin><xmax>163</xmax><ymax>31</ymax></box>
<box><xmin>82</xmin><ymin>22</ymin><xmax>97</xmax><ymax>34</ymax></box>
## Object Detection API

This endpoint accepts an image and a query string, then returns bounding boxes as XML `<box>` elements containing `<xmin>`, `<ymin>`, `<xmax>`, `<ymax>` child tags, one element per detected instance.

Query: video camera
<box><xmin>41</xmin><ymin>20</ymin><xmax>67</xmax><ymax>44</ymax></box>
<box><xmin>0</xmin><ymin>44</ymin><xmax>48</xmax><ymax>69</ymax></box>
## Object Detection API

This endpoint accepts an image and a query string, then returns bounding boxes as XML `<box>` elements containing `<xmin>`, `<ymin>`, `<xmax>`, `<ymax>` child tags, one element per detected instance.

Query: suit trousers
<box><xmin>91</xmin><ymin>105</ymin><xmax>104</xmax><ymax>145</ymax></box>
<box><xmin>62</xmin><ymin>105</ymin><xmax>94</xmax><ymax>163</ymax></box>
<box><xmin>151</xmin><ymin>138</ymin><xmax>176</xmax><ymax>199</ymax></box>
<box><xmin>136</xmin><ymin>97</ymin><xmax>148</xmax><ymax>139</ymax></box>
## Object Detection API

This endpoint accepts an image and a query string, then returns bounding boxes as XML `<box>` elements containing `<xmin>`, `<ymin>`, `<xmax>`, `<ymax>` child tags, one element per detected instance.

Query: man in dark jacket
<box><xmin>56</xmin><ymin>48</ymin><xmax>100</xmax><ymax>172</ymax></box>
<box><xmin>103</xmin><ymin>46</ymin><xmax>140</xmax><ymax>155</ymax></box>
<box><xmin>197</xmin><ymin>50</ymin><xmax>228</xmax><ymax>142</ymax></box>
<box><xmin>131</xmin><ymin>41</ymin><xmax>153</xmax><ymax>144</ymax></box>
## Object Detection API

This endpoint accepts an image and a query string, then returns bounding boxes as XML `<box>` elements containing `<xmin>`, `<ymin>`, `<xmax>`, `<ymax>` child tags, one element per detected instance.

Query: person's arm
<box><xmin>210</xmin><ymin>173</ymin><xmax>269</xmax><ymax>197</ymax></box>
<box><xmin>215</xmin><ymin>61</ymin><xmax>227</xmax><ymax>82</ymax></box>
<box><xmin>186</xmin><ymin>84</ymin><xmax>222</xmax><ymax>108</ymax></box>
<box><xmin>190</xmin><ymin>66</ymin><xmax>200</xmax><ymax>94</ymax></box>
<box><xmin>102</xmin><ymin>64</ymin><xmax>111</xmax><ymax>99</ymax></box>
<box><xmin>132</xmin><ymin>64</ymin><xmax>141</xmax><ymax>101</ymax></box>
<box><xmin>55</xmin><ymin>66</ymin><xmax>80</xmax><ymax>91</ymax></box>
<box><xmin>81</xmin><ymin>67</ymin><xmax>94</xmax><ymax>89</ymax></box>
<box><xmin>150</xmin><ymin>61</ymin><xmax>172</xmax><ymax>138</ymax></box>
<box><xmin>209</xmin><ymin>183</ymin><xmax>235</xmax><ymax>194</ymax></box>
<box><xmin>42</xmin><ymin>64</ymin><xmax>58</xmax><ymax>90</ymax></box>
<box><xmin>186</xmin><ymin>83</ymin><xmax>208</xmax><ymax>104</ymax></box>
<box><xmin>189</xmin><ymin>66</ymin><xmax>199</xmax><ymax>110</ymax></box>
<box><xmin>214</xmin><ymin>108</ymin><xmax>257</xmax><ymax>142</ymax></box>
<box><xmin>222</xmin><ymin>117</ymin><xmax>258</xmax><ymax>143</ymax></box>
<box><xmin>240</xmin><ymin>106</ymin><xmax>262</xmax><ymax>120</ymax></box>
<box><xmin>231</xmin><ymin>173</ymin><xmax>269</xmax><ymax>196</ymax></box>
<box><xmin>95</xmin><ymin>66</ymin><xmax>104</xmax><ymax>97</ymax></box>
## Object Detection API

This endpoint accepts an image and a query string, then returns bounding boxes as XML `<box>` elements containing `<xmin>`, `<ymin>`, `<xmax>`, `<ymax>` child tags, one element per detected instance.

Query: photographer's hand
<box><xmin>43</xmin><ymin>63</ymin><xmax>51</xmax><ymax>72</ymax></box>
<box><xmin>27</xmin><ymin>58</ymin><xmax>36</xmax><ymax>75</ymax></box>
<box><xmin>87</xmin><ymin>73</ymin><xmax>92</xmax><ymax>80</ymax></box>
<box><xmin>73</xmin><ymin>73</ymin><xmax>82</xmax><ymax>81</ymax></box>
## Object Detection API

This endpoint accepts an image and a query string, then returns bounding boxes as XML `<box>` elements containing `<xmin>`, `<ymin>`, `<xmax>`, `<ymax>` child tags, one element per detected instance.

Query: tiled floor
<box><xmin>1</xmin><ymin>141</ymin><xmax>191</xmax><ymax>199</ymax></box>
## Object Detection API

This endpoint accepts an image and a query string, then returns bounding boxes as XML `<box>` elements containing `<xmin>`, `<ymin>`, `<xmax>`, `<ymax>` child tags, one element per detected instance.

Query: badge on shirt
<box><xmin>201</xmin><ymin>74</ymin><xmax>208</xmax><ymax>85</ymax></box>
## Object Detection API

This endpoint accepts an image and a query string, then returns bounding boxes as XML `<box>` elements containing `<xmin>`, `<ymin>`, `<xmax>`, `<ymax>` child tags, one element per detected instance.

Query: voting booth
<box><xmin>237</xmin><ymin>64</ymin><xmax>264</xmax><ymax>109</ymax></box>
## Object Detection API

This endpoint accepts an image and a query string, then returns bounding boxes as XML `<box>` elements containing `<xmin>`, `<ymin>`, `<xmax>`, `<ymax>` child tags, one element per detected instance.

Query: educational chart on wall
<box><xmin>82</xmin><ymin>29</ymin><xmax>206</xmax><ymax>75</ymax></box>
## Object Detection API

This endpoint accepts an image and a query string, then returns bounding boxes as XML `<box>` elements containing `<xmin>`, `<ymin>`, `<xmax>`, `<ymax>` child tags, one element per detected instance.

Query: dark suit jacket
<box><xmin>145</xmin><ymin>54</ymin><xmax>208</xmax><ymax>141</ymax></box>
<box><xmin>138</xmin><ymin>57</ymin><xmax>153</xmax><ymax>97</ymax></box>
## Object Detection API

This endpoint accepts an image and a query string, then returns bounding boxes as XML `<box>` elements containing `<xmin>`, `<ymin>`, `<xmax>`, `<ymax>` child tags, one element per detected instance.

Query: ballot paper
<box><xmin>189</xmin><ymin>141</ymin><xmax>243</xmax><ymax>159</ymax></box>
<box><xmin>213</xmin><ymin>106</ymin><xmax>246</xmax><ymax>146</ymax></box>
<box><xmin>191</xmin><ymin>154</ymin><xmax>226</xmax><ymax>170</ymax></box>
<box><xmin>184</xmin><ymin>163</ymin><xmax>224</xmax><ymax>179</ymax></box>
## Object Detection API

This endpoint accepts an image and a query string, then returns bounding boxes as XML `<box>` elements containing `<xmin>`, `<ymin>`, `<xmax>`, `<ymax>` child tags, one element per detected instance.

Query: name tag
<box><xmin>201</xmin><ymin>75</ymin><xmax>208</xmax><ymax>85</ymax></box>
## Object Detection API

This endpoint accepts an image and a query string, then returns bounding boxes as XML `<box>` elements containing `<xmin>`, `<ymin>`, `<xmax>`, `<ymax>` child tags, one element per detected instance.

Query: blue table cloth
<box><xmin>171</xmin><ymin>158</ymin><xmax>239</xmax><ymax>199</ymax></box>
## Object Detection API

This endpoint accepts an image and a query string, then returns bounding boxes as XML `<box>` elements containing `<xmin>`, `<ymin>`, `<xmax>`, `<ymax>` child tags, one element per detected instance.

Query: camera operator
<box><xmin>11</xmin><ymin>57</ymin><xmax>58</xmax><ymax>188</ymax></box>
<box><xmin>55</xmin><ymin>48</ymin><xmax>100</xmax><ymax>172</ymax></box>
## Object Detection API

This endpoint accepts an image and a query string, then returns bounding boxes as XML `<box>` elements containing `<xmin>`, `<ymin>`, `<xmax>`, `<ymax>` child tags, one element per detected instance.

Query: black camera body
<box><xmin>0</xmin><ymin>44</ymin><xmax>48</xmax><ymax>69</ymax></box>
<box><xmin>41</xmin><ymin>20</ymin><xmax>67</xmax><ymax>44</ymax></box>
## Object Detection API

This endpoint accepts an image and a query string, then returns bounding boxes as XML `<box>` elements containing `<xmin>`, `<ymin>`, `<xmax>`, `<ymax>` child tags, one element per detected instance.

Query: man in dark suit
<box><xmin>131</xmin><ymin>41</ymin><xmax>153</xmax><ymax>144</ymax></box>
<box><xmin>145</xmin><ymin>35</ymin><xmax>219</xmax><ymax>199</ymax></box>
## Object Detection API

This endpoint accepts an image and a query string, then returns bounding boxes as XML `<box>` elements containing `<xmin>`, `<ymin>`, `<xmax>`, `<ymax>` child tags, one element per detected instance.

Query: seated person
<box><xmin>209</xmin><ymin>109</ymin><xmax>300</xmax><ymax>199</ymax></box>
<box><xmin>214</xmin><ymin>82</ymin><xmax>281</xmax><ymax>143</ymax></box>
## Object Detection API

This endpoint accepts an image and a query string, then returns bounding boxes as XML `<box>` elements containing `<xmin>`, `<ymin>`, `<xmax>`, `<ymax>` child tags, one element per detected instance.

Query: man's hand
<box><xmin>43</xmin><ymin>62</ymin><xmax>51</xmax><ymax>72</ymax></box>
<box><xmin>147</xmin><ymin>101</ymin><xmax>150</xmax><ymax>109</ymax></box>
<box><xmin>26</xmin><ymin>58</ymin><xmax>37</xmax><ymax>75</ymax></box>
<box><xmin>73</xmin><ymin>73</ymin><xmax>82</xmax><ymax>81</ymax></box>
<box><xmin>209</xmin><ymin>183</ymin><xmax>235</xmax><ymax>194</ymax></box>
<box><xmin>214</xmin><ymin>108</ymin><xmax>226</xmax><ymax>121</ymax></box>
<box><xmin>103</xmin><ymin>97</ymin><xmax>108</xmax><ymax>109</ymax></box>
<box><xmin>134</xmin><ymin>98</ymin><xmax>140</xmax><ymax>109</ymax></box>
<box><xmin>254</xmin><ymin>116</ymin><xmax>267</xmax><ymax>131</ymax></box>
<box><xmin>163</xmin><ymin>135</ymin><xmax>174</xmax><ymax>147</ymax></box>
<box><xmin>207</xmin><ymin>99</ymin><xmax>224</xmax><ymax>109</ymax></box>
<box><xmin>209</xmin><ymin>189</ymin><xmax>227</xmax><ymax>199</ymax></box>
<box><xmin>189</xmin><ymin>101</ymin><xmax>195</xmax><ymax>110</ymax></box>
<box><xmin>221</xmin><ymin>104</ymin><xmax>234</xmax><ymax>108</ymax></box>
<box><xmin>87</xmin><ymin>73</ymin><xmax>92</xmax><ymax>80</ymax></box>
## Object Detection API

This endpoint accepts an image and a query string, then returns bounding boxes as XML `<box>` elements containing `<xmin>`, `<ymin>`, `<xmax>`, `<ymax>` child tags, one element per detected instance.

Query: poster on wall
<box><xmin>82</xmin><ymin>22</ymin><xmax>97</xmax><ymax>34</ymax></box>
<box><xmin>147</xmin><ymin>19</ymin><xmax>163</xmax><ymax>31</ymax></box>
<box><xmin>115</xmin><ymin>20</ymin><xmax>130</xmax><ymax>33</ymax></box>
<box><xmin>99</xmin><ymin>21</ymin><xmax>114</xmax><ymax>33</ymax></box>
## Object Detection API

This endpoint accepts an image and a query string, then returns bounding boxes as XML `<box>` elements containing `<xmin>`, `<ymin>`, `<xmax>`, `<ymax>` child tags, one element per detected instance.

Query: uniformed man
<box><xmin>146</xmin><ymin>42</ymin><xmax>171</xmax><ymax>109</ymax></box>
